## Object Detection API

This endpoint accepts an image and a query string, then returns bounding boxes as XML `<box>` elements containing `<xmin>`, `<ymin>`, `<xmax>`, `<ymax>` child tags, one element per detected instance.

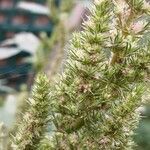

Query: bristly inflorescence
<box><xmin>10</xmin><ymin>0</ymin><xmax>149</xmax><ymax>149</ymax></box>
<box><xmin>11</xmin><ymin>74</ymin><xmax>50</xmax><ymax>150</ymax></box>
<box><xmin>49</xmin><ymin>0</ymin><xmax>150</xmax><ymax>149</ymax></box>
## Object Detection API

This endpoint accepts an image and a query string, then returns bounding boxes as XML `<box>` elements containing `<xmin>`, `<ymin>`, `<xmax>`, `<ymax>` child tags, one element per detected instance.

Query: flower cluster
<box><xmin>11</xmin><ymin>0</ymin><xmax>149</xmax><ymax>149</ymax></box>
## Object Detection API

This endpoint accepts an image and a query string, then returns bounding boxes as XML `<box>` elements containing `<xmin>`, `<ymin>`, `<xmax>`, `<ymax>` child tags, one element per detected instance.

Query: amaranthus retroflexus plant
<box><xmin>47</xmin><ymin>0</ymin><xmax>150</xmax><ymax>149</ymax></box>
<box><xmin>11</xmin><ymin>0</ymin><xmax>149</xmax><ymax>149</ymax></box>
<box><xmin>11</xmin><ymin>74</ymin><xmax>50</xmax><ymax>150</ymax></box>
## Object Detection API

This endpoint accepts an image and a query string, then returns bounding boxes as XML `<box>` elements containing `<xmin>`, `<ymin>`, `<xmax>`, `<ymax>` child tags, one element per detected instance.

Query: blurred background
<box><xmin>0</xmin><ymin>0</ymin><xmax>149</xmax><ymax>149</ymax></box>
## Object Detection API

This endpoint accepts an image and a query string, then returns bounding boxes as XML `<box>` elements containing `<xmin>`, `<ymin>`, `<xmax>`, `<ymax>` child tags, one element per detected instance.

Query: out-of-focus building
<box><xmin>0</xmin><ymin>0</ymin><xmax>60</xmax><ymax>93</ymax></box>
<box><xmin>0</xmin><ymin>0</ymin><xmax>60</xmax><ymax>41</ymax></box>
<box><xmin>0</xmin><ymin>32</ymin><xmax>40</xmax><ymax>91</ymax></box>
